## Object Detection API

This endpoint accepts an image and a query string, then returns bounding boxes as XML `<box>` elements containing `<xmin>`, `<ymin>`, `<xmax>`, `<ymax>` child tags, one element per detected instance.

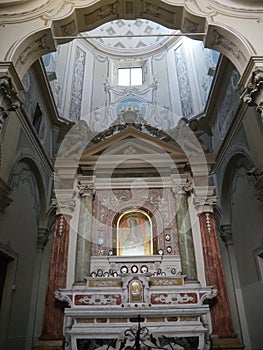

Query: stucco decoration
<box><xmin>205</xmin><ymin>25</ymin><xmax>249</xmax><ymax>73</ymax></box>
<box><xmin>69</xmin><ymin>46</ymin><xmax>86</xmax><ymax>121</ymax></box>
<box><xmin>0</xmin><ymin>0</ymin><xmax>258</xmax><ymax>79</ymax></box>
<box><xmin>216</xmin><ymin>68</ymin><xmax>243</xmax><ymax>141</ymax></box>
<box><xmin>174</xmin><ymin>45</ymin><xmax>193</xmax><ymax>118</ymax></box>
<box><xmin>242</xmin><ymin>69</ymin><xmax>263</xmax><ymax>119</ymax></box>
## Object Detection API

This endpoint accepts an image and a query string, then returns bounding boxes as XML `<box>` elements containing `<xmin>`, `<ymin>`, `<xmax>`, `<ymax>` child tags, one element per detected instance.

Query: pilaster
<box><xmin>74</xmin><ymin>176</ymin><xmax>95</xmax><ymax>283</ymax></box>
<box><xmin>40</xmin><ymin>198</ymin><xmax>75</xmax><ymax>346</ymax></box>
<box><xmin>173</xmin><ymin>179</ymin><xmax>197</xmax><ymax>281</ymax></box>
<box><xmin>194</xmin><ymin>192</ymin><xmax>236</xmax><ymax>339</ymax></box>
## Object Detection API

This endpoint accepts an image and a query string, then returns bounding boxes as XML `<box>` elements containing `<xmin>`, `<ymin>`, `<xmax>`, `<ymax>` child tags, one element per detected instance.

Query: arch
<box><xmin>8</xmin><ymin>155</ymin><xmax>47</xmax><ymax>227</ymax></box>
<box><xmin>106</xmin><ymin>201</ymin><xmax>163</xmax><ymax>255</ymax></box>
<box><xmin>2</xmin><ymin>0</ymin><xmax>255</xmax><ymax>80</ymax></box>
<box><xmin>221</xmin><ymin>150</ymin><xmax>254</xmax><ymax>221</ymax></box>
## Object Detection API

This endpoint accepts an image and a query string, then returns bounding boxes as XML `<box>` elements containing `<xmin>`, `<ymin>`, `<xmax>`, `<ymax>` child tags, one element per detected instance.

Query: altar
<box><xmin>56</xmin><ymin>272</ymin><xmax>216</xmax><ymax>350</ymax></box>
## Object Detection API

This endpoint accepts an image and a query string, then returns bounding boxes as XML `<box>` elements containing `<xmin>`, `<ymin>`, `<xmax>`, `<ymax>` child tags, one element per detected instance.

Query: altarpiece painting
<box><xmin>117</xmin><ymin>210</ymin><xmax>152</xmax><ymax>256</ymax></box>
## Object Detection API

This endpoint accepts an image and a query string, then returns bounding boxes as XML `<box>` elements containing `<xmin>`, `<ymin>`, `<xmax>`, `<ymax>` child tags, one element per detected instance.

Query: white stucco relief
<box><xmin>0</xmin><ymin>0</ymin><xmax>262</xmax><ymax>81</ymax></box>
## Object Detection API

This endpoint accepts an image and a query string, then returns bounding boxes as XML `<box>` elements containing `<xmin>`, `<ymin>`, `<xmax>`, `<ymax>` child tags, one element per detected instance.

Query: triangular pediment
<box><xmin>78</xmin><ymin>126</ymin><xmax>190</xmax><ymax>175</ymax></box>
<box><xmin>80</xmin><ymin>126</ymin><xmax>185</xmax><ymax>159</ymax></box>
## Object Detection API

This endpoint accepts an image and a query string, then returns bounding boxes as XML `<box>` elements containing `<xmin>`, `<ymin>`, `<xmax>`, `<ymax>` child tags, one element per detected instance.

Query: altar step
<box><xmin>211</xmin><ymin>337</ymin><xmax>245</xmax><ymax>350</ymax></box>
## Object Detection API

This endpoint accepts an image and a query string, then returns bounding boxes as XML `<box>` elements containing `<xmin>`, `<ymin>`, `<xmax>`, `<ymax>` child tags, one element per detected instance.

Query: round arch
<box><xmin>8</xmin><ymin>155</ymin><xmax>48</xmax><ymax>228</ymax></box>
<box><xmin>1</xmin><ymin>0</ymin><xmax>255</xmax><ymax>80</ymax></box>
<box><xmin>221</xmin><ymin>151</ymin><xmax>254</xmax><ymax>222</ymax></box>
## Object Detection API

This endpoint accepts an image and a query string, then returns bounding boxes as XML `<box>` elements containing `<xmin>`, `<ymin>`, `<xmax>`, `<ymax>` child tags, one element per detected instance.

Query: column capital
<box><xmin>219</xmin><ymin>224</ymin><xmax>233</xmax><ymax>246</ymax></box>
<box><xmin>193</xmin><ymin>186</ymin><xmax>217</xmax><ymax>213</ymax></box>
<box><xmin>52</xmin><ymin>198</ymin><xmax>76</xmax><ymax>216</ymax></box>
<box><xmin>172</xmin><ymin>180</ymin><xmax>193</xmax><ymax>196</ymax></box>
<box><xmin>241</xmin><ymin>68</ymin><xmax>263</xmax><ymax>119</ymax></box>
<box><xmin>77</xmin><ymin>176</ymin><xmax>95</xmax><ymax>197</ymax></box>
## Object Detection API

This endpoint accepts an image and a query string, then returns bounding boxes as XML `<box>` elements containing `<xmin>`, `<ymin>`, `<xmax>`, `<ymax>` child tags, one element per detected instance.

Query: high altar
<box><xmin>46</xmin><ymin>109</ymin><xmax>234</xmax><ymax>350</ymax></box>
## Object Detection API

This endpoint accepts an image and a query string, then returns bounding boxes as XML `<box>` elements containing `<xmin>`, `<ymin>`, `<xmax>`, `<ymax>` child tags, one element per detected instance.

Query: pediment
<box><xmin>80</xmin><ymin>126</ymin><xmax>185</xmax><ymax>160</ymax></box>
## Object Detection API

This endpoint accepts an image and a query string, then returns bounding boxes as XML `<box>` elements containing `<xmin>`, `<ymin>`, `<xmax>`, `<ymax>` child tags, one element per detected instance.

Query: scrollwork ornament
<box><xmin>54</xmin><ymin>290</ymin><xmax>72</xmax><ymax>306</ymax></box>
<box><xmin>0</xmin><ymin>74</ymin><xmax>21</xmax><ymax>136</ymax></box>
<box><xmin>200</xmin><ymin>288</ymin><xmax>218</xmax><ymax>304</ymax></box>
<box><xmin>242</xmin><ymin>69</ymin><xmax>263</xmax><ymax>119</ymax></box>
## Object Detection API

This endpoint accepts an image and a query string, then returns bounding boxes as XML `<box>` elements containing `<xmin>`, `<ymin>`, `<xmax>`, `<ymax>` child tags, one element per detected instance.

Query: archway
<box><xmin>1</xmin><ymin>0</ymin><xmax>254</xmax><ymax>80</ymax></box>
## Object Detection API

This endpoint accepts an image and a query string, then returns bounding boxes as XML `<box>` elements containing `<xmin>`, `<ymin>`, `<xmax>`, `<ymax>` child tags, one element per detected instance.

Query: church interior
<box><xmin>0</xmin><ymin>1</ymin><xmax>263</xmax><ymax>350</ymax></box>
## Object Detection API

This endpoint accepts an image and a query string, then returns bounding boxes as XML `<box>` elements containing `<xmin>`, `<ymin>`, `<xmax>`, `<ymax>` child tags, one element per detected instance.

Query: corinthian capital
<box><xmin>172</xmin><ymin>180</ymin><xmax>193</xmax><ymax>196</ymax></box>
<box><xmin>193</xmin><ymin>186</ymin><xmax>217</xmax><ymax>213</ymax></box>
<box><xmin>52</xmin><ymin>198</ymin><xmax>76</xmax><ymax>216</ymax></box>
<box><xmin>242</xmin><ymin>69</ymin><xmax>263</xmax><ymax>118</ymax></box>
<box><xmin>77</xmin><ymin>176</ymin><xmax>95</xmax><ymax>197</ymax></box>
<box><xmin>193</xmin><ymin>196</ymin><xmax>217</xmax><ymax>213</ymax></box>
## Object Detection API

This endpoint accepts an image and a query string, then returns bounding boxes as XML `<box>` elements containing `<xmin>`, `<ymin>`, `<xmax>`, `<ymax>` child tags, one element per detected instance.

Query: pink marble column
<box><xmin>199</xmin><ymin>211</ymin><xmax>235</xmax><ymax>338</ymax></box>
<box><xmin>41</xmin><ymin>209</ymin><xmax>73</xmax><ymax>341</ymax></box>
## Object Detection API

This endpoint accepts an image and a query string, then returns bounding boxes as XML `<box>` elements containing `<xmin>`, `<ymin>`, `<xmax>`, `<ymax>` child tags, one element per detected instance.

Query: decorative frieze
<box><xmin>151</xmin><ymin>292</ymin><xmax>196</xmax><ymax>304</ymax></box>
<box><xmin>75</xmin><ymin>294</ymin><xmax>122</xmax><ymax>306</ymax></box>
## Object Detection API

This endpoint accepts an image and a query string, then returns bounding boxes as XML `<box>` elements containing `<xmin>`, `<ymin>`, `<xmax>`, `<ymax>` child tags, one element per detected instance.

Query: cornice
<box><xmin>208</xmin><ymin>0</ymin><xmax>263</xmax><ymax>16</ymax></box>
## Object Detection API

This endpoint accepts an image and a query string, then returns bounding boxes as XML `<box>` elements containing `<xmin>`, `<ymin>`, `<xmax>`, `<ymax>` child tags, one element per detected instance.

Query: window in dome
<box><xmin>118</xmin><ymin>67</ymin><xmax>143</xmax><ymax>86</ymax></box>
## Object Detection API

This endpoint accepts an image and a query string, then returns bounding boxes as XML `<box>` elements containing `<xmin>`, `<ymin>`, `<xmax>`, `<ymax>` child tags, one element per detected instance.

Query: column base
<box><xmin>211</xmin><ymin>337</ymin><xmax>244</xmax><ymax>350</ymax></box>
<box><xmin>33</xmin><ymin>340</ymin><xmax>63</xmax><ymax>350</ymax></box>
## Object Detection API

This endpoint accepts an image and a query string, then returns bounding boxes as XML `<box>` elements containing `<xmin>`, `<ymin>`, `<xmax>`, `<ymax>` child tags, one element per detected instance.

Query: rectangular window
<box><xmin>118</xmin><ymin>67</ymin><xmax>142</xmax><ymax>86</ymax></box>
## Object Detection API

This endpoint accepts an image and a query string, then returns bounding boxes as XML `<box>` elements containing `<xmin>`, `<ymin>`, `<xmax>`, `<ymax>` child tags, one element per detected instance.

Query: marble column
<box><xmin>194</xmin><ymin>196</ymin><xmax>235</xmax><ymax>338</ymax></box>
<box><xmin>40</xmin><ymin>199</ymin><xmax>75</xmax><ymax>342</ymax></box>
<box><xmin>173</xmin><ymin>183</ymin><xmax>197</xmax><ymax>280</ymax></box>
<box><xmin>75</xmin><ymin>182</ymin><xmax>94</xmax><ymax>282</ymax></box>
